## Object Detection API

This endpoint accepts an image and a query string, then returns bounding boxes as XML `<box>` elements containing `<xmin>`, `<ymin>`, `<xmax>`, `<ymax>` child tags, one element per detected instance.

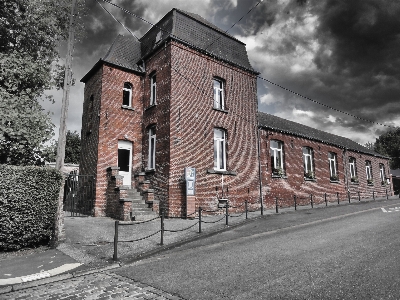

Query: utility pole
<box><xmin>56</xmin><ymin>0</ymin><xmax>77</xmax><ymax>171</ymax></box>
<box><xmin>52</xmin><ymin>0</ymin><xmax>77</xmax><ymax>247</ymax></box>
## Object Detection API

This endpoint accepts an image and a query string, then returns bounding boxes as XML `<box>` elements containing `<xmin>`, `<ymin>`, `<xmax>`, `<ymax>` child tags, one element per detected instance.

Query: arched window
<box><xmin>366</xmin><ymin>160</ymin><xmax>373</xmax><ymax>184</ymax></box>
<box><xmin>213</xmin><ymin>78</ymin><xmax>225</xmax><ymax>110</ymax></box>
<box><xmin>270</xmin><ymin>140</ymin><xmax>284</xmax><ymax>175</ymax></box>
<box><xmin>349</xmin><ymin>157</ymin><xmax>358</xmax><ymax>182</ymax></box>
<box><xmin>303</xmin><ymin>147</ymin><xmax>314</xmax><ymax>179</ymax></box>
<box><xmin>328</xmin><ymin>152</ymin><xmax>338</xmax><ymax>180</ymax></box>
<box><xmin>214</xmin><ymin>128</ymin><xmax>226</xmax><ymax>171</ymax></box>
<box><xmin>123</xmin><ymin>82</ymin><xmax>132</xmax><ymax>106</ymax></box>
<box><xmin>148</xmin><ymin>126</ymin><xmax>156</xmax><ymax>170</ymax></box>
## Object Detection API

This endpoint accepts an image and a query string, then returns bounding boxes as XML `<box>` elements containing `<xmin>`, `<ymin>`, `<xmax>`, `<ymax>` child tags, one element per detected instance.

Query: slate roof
<box><xmin>102</xmin><ymin>34</ymin><xmax>142</xmax><ymax>72</ymax></box>
<box><xmin>139</xmin><ymin>8</ymin><xmax>255</xmax><ymax>73</ymax></box>
<box><xmin>258</xmin><ymin>112</ymin><xmax>387</xmax><ymax>158</ymax></box>
<box><xmin>82</xmin><ymin>8</ymin><xmax>256</xmax><ymax>83</ymax></box>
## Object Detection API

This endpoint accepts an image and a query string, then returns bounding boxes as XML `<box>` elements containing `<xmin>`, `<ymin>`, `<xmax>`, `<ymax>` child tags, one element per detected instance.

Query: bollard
<box><xmin>225</xmin><ymin>201</ymin><xmax>229</xmax><ymax>226</ymax></box>
<box><xmin>294</xmin><ymin>195</ymin><xmax>297</xmax><ymax>211</ymax></box>
<box><xmin>198</xmin><ymin>207</ymin><xmax>202</xmax><ymax>233</ymax></box>
<box><xmin>386</xmin><ymin>189</ymin><xmax>388</xmax><ymax>200</ymax></box>
<box><xmin>358</xmin><ymin>191</ymin><xmax>361</xmax><ymax>201</ymax></box>
<box><xmin>275</xmin><ymin>197</ymin><xmax>279</xmax><ymax>213</ymax></box>
<box><xmin>325</xmin><ymin>193</ymin><xmax>327</xmax><ymax>206</ymax></box>
<box><xmin>245</xmin><ymin>200</ymin><xmax>248</xmax><ymax>219</ymax></box>
<box><xmin>373</xmin><ymin>191</ymin><xmax>375</xmax><ymax>200</ymax></box>
<box><xmin>348</xmin><ymin>191</ymin><xmax>351</xmax><ymax>203</ymax></box>
<box><xmin>160</xmin><ymin>210</ymin><xmax>164</xmax><ymax>245</ymax></box>
<box><xmin>337</xmin><ymin>192</ymin><xmax>340</xmax><ymax>204</ymax></box>
<box><xmin>113</xmin><ymin>221</ymin><xmax>119</xmax><ymax>261</ymax></box>
<box><xmin>310</xmin><ymin>194</ymin><xmax>313</xmax><ymax>208</ymax></box>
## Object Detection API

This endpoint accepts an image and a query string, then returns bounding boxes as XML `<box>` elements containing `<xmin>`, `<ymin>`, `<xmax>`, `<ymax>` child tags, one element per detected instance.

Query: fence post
<box><xmin>294</xmin><ymin>195</ymin><xmax>297</xmax><ymax>211</ymax></box>
<box><xmin>373</xmin><ymin>191</ymin><xmax>375</xmax><ymax>200</ymax></box>
<box><xmin>225</xmin><ymin>201</ymin><xmax>229</xmax><ymax>226</ymax></box>
<box><xmin>386</xmin><ymin>188</ymin><xmax>388</xmax><ymax>200</ymax></box>
<box><xmin>337</xmin><ymin>192</ymin><xmax>340</xmax><ymax>204</ymax></box>
<box><xmin>275</xmin><ymin>197</ymin><xmax>279</xmax><ymax>213</ymax></box>
<box><xmin>358</xmin><ymin>191</ymin><xmax>361</xmax><ymax>201</ymax></box>
<box><xmin>348</xmin><ymin>191</ymin><xmax>351</xmax><ymax>203</ymax></box>
<box><xmin>160</xmin><ymin>210</ymin><xmax>164</xmax><ymax>246</ymax></box>
<box><xmin>245</xmin><ymin>200</ymin><xmax>248</xmax><ymax>219</ymax></box>
<box><xmin>198</xmin><ymin>207</ymin><xmax>202</xmax><ymax>233</ymax></box>
<box><xmin>113</xmin><ymin>221</ymin><xmax>119</xmax><ymax>261</ymax></box>
<box><xmin>324</xmin><ymin>193</ymin><xmax>327</xmax><ymax>206</ymax></box>
<box><xmin>310</xmin><ymin>194</ymin><xmax>313</xmax><ymax>208</ymax></box>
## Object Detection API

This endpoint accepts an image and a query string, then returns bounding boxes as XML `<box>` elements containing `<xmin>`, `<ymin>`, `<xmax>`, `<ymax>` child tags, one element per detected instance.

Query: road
<box><xmin>3</xmin><ymin>199</ymin><xmax>400</xmax><ymax>299</ymax></box>
<box><xmin>115</xmin><ymin>200</ymin><xmax>400</xmax><ymax>299</ymax></box>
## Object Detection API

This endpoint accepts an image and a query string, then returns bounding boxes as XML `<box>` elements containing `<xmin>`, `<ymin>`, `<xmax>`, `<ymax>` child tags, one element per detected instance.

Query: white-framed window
<box><xmin>349</xmin><ymin>157</ymin><xmax>358</xmax><ymax>182</ymax></box>
<box><xmin>270</xmin><ymin>140</ymin><xmax>284</xmax><ymax>175</ymax></box>
<box><xmin>303</xmin><ymin>147</ymin><xmax>314</xmax><ymax>178</ymax></box>
<box><xmin>379</xmin><ymin>163</ymin><xmax>385</xmax><ymax>184</ymax></box>
<box><xmin>150</xmin><ymin>74</ymin><xmax>156</xmax><ymax>106</ymax></box>
<box><xmin>214</xmin><ymin>128</ymin><xmax>226</xmax><ymax>171</ymax></box>
<box><xmin>148</xmin><ymin>127</ymin><xmax>156</xmax><ymax>169</ymax></box>
<box><xmin>366</xmin><ymin>160</ymin><xmax>373</xmax><ymax>183</ymax></box>
<box><xmin>328</xmin><ymin>152</ymin><xmax>338</xmax><ymax>180</ymax></box>
<box><xmin>123</xmin><ymin>82</ymin><xmax>132</xmax><ymax>106</ymax></box>
<box><xmin>213</xmin><ymin>78</ymin><xmax>224</xmax><ymax>110</ymax></box>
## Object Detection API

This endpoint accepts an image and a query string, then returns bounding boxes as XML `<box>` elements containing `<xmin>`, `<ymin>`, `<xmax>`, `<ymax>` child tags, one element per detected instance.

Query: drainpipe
<box><xmin>257</xmin><ymin>126</ymin><xmax>264</xmax><ymax>215</ymax></box>
<box><xmin>344</xmin><ymin>148</ymin><xmax>349</xmax><ymax>195</ymax></box>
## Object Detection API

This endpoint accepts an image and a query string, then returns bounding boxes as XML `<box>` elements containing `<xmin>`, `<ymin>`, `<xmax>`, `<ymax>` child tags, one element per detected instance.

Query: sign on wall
<box><xmin>185</xmin><ymin>167</ymin><xmax>196</xmax><ymax>196</ymax></box>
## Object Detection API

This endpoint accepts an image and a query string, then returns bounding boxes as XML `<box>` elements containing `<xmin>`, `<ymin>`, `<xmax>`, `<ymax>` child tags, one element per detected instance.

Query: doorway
<box><xmin>118</xmin><ymin>140</ymin><xmax>132</xmax><ymax>186</ymax></box>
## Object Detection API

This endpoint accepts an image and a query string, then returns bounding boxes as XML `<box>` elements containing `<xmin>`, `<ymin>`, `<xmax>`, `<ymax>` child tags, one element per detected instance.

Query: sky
<box><xmin>45</xmin><ymin>0</ymin><xmax>400</xmax><ymax>146</ymax></box>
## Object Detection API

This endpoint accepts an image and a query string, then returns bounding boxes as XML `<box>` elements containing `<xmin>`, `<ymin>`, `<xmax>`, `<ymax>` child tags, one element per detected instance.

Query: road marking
<box><xmin>381</xmin><ymin>207</ymin><xmax>400</xmax><ymax>213</ymax></box>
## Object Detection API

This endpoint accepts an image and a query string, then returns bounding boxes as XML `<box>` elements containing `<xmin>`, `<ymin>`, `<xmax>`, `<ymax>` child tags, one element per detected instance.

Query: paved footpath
<box><xmin>2</xmin><ymin>268</ymin><xmax>183</xmax><ymax>300</ymax></box>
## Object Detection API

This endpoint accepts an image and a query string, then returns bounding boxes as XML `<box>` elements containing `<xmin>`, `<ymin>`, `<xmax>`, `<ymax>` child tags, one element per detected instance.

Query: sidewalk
<box><xmin>1</xmin><ymin>195</ymin><xmax>399</xmax><ymax>292</ymax></box>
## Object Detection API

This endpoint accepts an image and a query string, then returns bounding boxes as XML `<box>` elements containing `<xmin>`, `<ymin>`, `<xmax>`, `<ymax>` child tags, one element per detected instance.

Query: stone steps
<box><xmin>124</xmin><ymin>186</ymin><xmax>158</xmax><ymax>221</ymax></box>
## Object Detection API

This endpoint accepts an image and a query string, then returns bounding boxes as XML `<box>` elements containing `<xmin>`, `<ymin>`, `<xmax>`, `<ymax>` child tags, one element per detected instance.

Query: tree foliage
<box><xmin>374</xmin><ymin>127</ymin><xmax>400</xmax><ymax>169</ymax></box>
<box><xmin>0</xmin><ymin>0</ymin><xmax>84</xmax><ymax>165</ymax></box>
<box><xmin>42</xmin><ymin>130</ymin><xmax>81</xmax><ymax>164</ymax></box>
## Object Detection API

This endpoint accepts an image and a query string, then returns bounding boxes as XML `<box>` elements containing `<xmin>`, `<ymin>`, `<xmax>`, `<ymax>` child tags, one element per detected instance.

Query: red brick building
<box><xmin>80</xmin><ymin>9</ymin><xmax>392</xmax><ymax>220</ymax></box>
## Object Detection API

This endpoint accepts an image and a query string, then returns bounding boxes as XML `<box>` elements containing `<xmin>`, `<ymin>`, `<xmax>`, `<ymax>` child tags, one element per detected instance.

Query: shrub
<box><xmin>0</xmin><ymin>165</ymin><xmax>62</xmax><ymax>251</ymax></box>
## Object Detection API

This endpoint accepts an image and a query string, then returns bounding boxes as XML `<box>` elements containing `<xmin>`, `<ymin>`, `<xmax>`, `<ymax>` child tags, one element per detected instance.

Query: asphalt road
<box><xmin>115</xmin><ymin>199</ymin><xmax>400</xmax><ymax>299</ymax></box>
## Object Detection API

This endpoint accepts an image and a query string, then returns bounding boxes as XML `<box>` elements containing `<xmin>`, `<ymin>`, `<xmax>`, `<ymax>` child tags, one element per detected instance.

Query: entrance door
<box><xmin>118</xmin><ymin>140</ymin><xmax>132</xmax><ymax>186</ymax></box>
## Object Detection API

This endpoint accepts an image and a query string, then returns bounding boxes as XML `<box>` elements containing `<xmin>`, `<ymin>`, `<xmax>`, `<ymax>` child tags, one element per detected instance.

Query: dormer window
<box><xmin>155</xmin><ymin>31</ymin><xmax>162</xmax><ymax>44</ymax></box>
<box><xmin>123</xmin><ymin>82</ymin><xmax>132</xmax><ymax>107</ymax></box>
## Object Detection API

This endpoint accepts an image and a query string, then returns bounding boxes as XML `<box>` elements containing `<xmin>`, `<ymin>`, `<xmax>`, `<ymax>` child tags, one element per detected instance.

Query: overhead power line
<box><xmin>98</xmin><ymin>0</ymin><xmax>398</xmax><ymax>129</ymax></box>
<box><xmin>204</xmin><ymin>0</ymin><xmax>264</xmax><ymax>51</ymax></box>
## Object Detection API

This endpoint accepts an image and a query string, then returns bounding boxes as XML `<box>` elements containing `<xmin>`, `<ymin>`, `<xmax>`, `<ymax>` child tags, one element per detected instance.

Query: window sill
<box><xmin>330</xmin><ymin>180</ymin><xmax>340</xmax><ymax>184</ymax></box>
<box><xmin>212</xmin><ymin>107</ymin><xmax>229</xmax><ymax>114</ymax></box>
<box><xmin>145</xmin><ymin>104</ymin><xmax>157</xmax><ymax>111</ymax></box>
<box><xmin>272</xmin><ymin>174</ymin><xmax>287</xmax><ymax>179</ymax></box>
<box><xmin>367</xmin><ymin>183</ymin><xmax>374</xmax><ymax>186</ymax></box>
<box><xmin>304</xmin><ymin>178</ymin><xmax>317</xmax><ymax>182</ymax></box>
<box><xmin>351</xmin><ymin>182</ymin><xmax>359</xmax><ymax>185</ymax></box>
<box><xmin>145</xmin><ymin>168</ymin><xmax>155</xmax><ymax>174</ymax></box>
<box><xmin>121</xmin><ymin>105</ymin><xmax>135</xmax><ymax>111</ymax></box>
<box><xmin>207</xmin><ymin>169</ymin><xmax>237</xmax><ymax>176</ymax></box>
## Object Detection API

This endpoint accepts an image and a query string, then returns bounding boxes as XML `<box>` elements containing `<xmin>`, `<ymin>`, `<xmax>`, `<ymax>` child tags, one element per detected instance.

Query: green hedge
<box><xmin>0</xmin><ymin>165</ymin><xmax>63</xmax><ymax>251</ymax></box>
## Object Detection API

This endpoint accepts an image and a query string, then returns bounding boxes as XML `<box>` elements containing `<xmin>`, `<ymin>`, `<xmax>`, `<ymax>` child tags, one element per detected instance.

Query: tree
<box><xmin>374</xmin><ymin>127</ymin><xmax>400</xmax><ymax>169</ymax></box>
<box><xmin>0</xmin><ymin>0</ymin><xmax>83</xmax><ymax>165</ymax></box>
<box><xmin>42</xmin><ymin>130</ymin><xmax>81</xmax><ymax>164</ymax></box>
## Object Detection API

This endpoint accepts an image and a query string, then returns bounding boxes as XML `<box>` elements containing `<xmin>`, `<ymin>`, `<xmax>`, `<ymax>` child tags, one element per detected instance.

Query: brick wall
<box><xmin>81</xmin><ymin>64</ymin><xmax>144</xmax><ymax>216</ymax></box>
<box><xmin>141</xmin><ymin>42</ymin><xmax>172</xmax><ymax>214</ymax></box>
<box><xmin>167</xmin><ymin>42</ymin><xmax>261</xmax><ymax>216</ymax></box>
<box><xmin>259</xmin><ymin>129</ymin><xmax>393</xmax><ymax>208</ymax></box>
